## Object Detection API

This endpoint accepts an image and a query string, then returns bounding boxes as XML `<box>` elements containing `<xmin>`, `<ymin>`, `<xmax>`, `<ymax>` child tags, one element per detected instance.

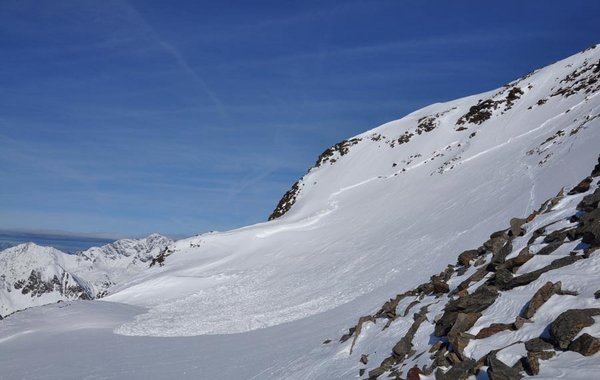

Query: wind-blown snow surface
<box><xmin>1</xmin><ymin>46</ymin><xmax>599</xmax><ymax>379</ymax></box>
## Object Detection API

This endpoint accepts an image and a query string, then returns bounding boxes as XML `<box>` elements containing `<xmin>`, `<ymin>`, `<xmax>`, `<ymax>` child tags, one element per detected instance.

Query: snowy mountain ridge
<box><xmin>0</xmin><ymin>234</ymin><xmax>172</xmax><ymax>317</ymax></box>
<box><xmin>0</xmin><ymin>45</ymin><xmax>599</xmax><ymax>379</ymax></box>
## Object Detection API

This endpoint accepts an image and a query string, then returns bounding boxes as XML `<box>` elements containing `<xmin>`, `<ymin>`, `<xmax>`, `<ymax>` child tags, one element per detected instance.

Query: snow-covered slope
<box><xmin>0</xmin><ymin>234</ymin><xmax>171</xmax><ymax>317</ymax></box>
<box><xmin>105</xmin><ymin>45</ymin><xmax>600</xmax><ymax>337</ymax></box>
<box><xmin>0</xmin><ymin>45</ymin><xmax>599</xmax><ymax>379</ymax></box>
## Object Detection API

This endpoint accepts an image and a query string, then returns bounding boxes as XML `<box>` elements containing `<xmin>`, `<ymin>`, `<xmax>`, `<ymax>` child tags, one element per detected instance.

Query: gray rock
<box><xmin>491</xmin><ymin>240</ymin><xmax>514</xmax><ymax>266</ymax></box>
<box><xmin>485</xmin><ymin>233</ymin><xmax>510</xmax><ymax>255</ymax></box>
<box><xmin>536</xmin><ymin>241</ymin><xmax>563</xmax><ymax>255</ymax></box>
<box><xmin>392</xmin><ymin>306</ymin><xmax>429</xmax><ymax>360</ymax></box>
<box><xmin>591</xmin><ymin>155</ymin><xmax>600</xmax><ymax>177</ymax></box>
<box><xmin>524</xmin><ymin>337</ymin><xmax>554</xmax><ymax>352</ymax></box>
<box><xmin>505</xmin><ymin>256</ymin><xmax>582</xmax><ymax>289</ymax></box>
<box><xmin>580</xmin><ymin>208</ymin><xmax>600</xmax><ymax>246</ymax></box>
<box><xmin>434</xmin><ymin>358</ymin><xmax>475</xmax><ymax>380</ymax></box>
<box><xmin>578</xmin><ymin>188</ymin><xmax>600</xmax><ymax>212</ymax></box>
<box><xmin>487</xmin><ymin>354</ymin><xmax>523</xmax><ymax>380</ymax></box>
<box><xmin>475</xmin><ymin>323</ymin><xmax>513</xmax><ymax>339</ymax></box>
<box><xmin>492</xmin><ymin>268</ymin><xmax>514</xmax><ymax>290</ymax></box>
<box><xmin>521</xmin><ymin>281</ymin><xmax>561</xmax><ymax>319</ymax></box>
<box><xmin>457</xmin><ymin>250</ymin><xmax>479</xmax><ymax>266</ymax></box>
<box><xmin>568</xmin><ymin>177</ymin><xmax>593</xmax><ymax>195</ymax></box>
<box><xmin>436</xmin><ymin>286</ymin><xmax>499</xmax><ymax>337</ymax></box>
<box><xmin>568</xmin><ymin>333</ymin><xmax>600</xmax><ymax>356</ymax></box>
<box><xmin>510</xmin><ymin>218</ymin><xmax>527</xmax><ymax>237</ymax></box>
<box><xmin>543</xmin><ymin>229</ymin><xmax>569</xmax><ymax>243</ymax></box>
<box><xmin>448</xmin><ymin>313</ymin><xmax>480</xmax><ymax>353</ymax></box>
<box><xmin>550</xmin><ymin>308</ymin><xmax>600</xmax><ymax>349</ymax></box>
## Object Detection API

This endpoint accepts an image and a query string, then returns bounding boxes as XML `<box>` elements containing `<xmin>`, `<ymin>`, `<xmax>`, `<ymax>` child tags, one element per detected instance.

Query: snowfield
<box><xmin>1</xmin><ymin>45</ymin><xmax>599</xmax><ymax>379</ymax></box>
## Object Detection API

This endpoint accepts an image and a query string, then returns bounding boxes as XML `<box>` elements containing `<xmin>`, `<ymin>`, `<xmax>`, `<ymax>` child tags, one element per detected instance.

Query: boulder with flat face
<box><xmin>580</xmin><ymin>208</ymin><xmax>600</xmax><ymax>246</ymax></box>
<box><xmin>568</xmin><ymin>333</ymin><xmax>600</xmax><ymax>356</ymax></box>
<box><xmin>521</xmin><ymin>281</ymin><xmax>561</xmax><ymax>319</ymax></box>
<box><xmin>510</xmin><ymin>218</ymin><xmax>527</xmax><ymax>237</ymax></box>
<box><xmin>549</xmin><ymin>308</ymin><xmax>600</xmax><ymax>349</ymax></box>
<box><xmin>578</xmin><ymin>187</ymin><xmax>600</xmax><ymax>212</ymax></box>
<box><xmin>486</xmin><ymin>354</ymin><xmax>523</xmax><ymax>380</ymax></box>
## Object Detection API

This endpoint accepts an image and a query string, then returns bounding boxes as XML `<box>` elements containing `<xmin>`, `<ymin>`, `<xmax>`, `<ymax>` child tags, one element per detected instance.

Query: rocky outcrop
<box><xmin>456</xmin><ymin>86</ymin><xmax>523</xmax><ymax>125</ymax></box>
<box><xmin>13</xmin><ymin>270</ymin><xmax>91</xmax><ymax>300</ymax></box>
<box><xmin>332</xmin><ymin>155</ymin><xmax>600</xmax><ymax>379</ymax></box>
<box><xmin>268</xmin><ymin>181</ymin><xmax>302</xmax><ymax>220</ymax></box>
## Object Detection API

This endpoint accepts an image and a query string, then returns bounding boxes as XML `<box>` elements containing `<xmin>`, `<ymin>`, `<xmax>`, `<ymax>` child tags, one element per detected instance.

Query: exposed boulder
<box><xmin>490</xmin><ymin>240</ymin><xmax>513</xmax><ymax>267</ymax></box>
<box><xmin>435</xmin><ymin>286</ymin><xmax>498</xmax><ymax>336</ymax></box>
<box><xmin>497</xmin><ymin>248</ymin><xmax>533</xmax><ymax>273</ymax></box>
<box><xmin>549</xmin><ymin>308</ymin><xmax>600</xmax><ymax>349</ymax></box>
<box><xmin>567</xmin><ymin>333</ymin><xmax>600</xmax><ymax>356</ymax></box>
<box><xmin>543</xmin><ymin>229</ymin><xmax>570</xmax><ymax>243</ymax></box>
<box><xmin>484</xmin><ymin>232</ymin><xmax>510</xmax><ymax>255</ymax></box>
<box><xmin>406</xmin><ymin>366</ymin><xmax>422</xmax><ymax>380</ymax></box>
<box><xmin>592</xmin><ymin>156</ymin><xmax>600</xmax><ymax>177</ymax></box>
<box><xmin>524</xmin><ymin>337</ymin><xmax>554</xmax><ymax>352</ymax></box>
<box><xmin>536</xmin><ymin>241</ymin><xmax>563</xmax><ymax>255</ymax></box>
<box><xmin>457</xmin><ymin>249</ymin><xmax>479</xmax><ymax>266</ymax></box>
<box><xmin>521</xmin><ymin>281</ymin><xmax>561</xmax><ymax>319</ymax></box>
<box><xmin>580</xmin><ymin>208</ymin><xmax>600</xmax><ymax>246</ymax></box>
<box><xmin>491</xmin><ymin>268</ymin><xmax>514</xmax><ymax>290</ymax></box>
<box><xmin>392</xmin><ymin>306</ymin><xmax>429</xmax><ymax>360</ymax></box>
<box><xmin>578</xmin><ymin>187</ymin><xmax>600</xmax><ymax>212</ymax></box>
<box><xmin>349</xmin><ymin>315</ymin><xmax>376</xmax><ymax>354</ymax></box>
<box><xmin>432</xmin><ymin>279</ymin><xmax>450</xmax><ymax>294</ymax></box>
<box><xmin>523</xmin><ymin>351</ymin><xmax>541</xmax><ymax>376</ymax></box>
<box><xmin>568</xmin><ymin>177</ymin><xmax>593</xmax><ymax>195</ymax></box>
<box><xmin>504</xmin><ymin>256</ymin><xmax>583</xmax><ymax>290</ymax></box>
<box><xmin>475</xmin><ymin>323</ymin><xmax>513</xmax><ymax>339</ymax></box>
<box><xmin>509</xmin><ymin>218</ymin><xmax>527</xmax><ymax>237</ymax></box>
<box><xmin>434</xmin><ymin>358</ymin><xmax>476</xmax><ymax>380</ymax></box>
<box><xmin>486</xmin><ymin>353</ymin><xmax>523</xmax><ymax>380</ymax></box>
<box><xmin>448</xmin><ymin>312</ymin><xmax>480</xmax><ymax>353</ymax></box>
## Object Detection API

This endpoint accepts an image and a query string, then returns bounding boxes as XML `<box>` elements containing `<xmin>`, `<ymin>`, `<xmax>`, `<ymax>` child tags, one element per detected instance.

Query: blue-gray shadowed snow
<box><xmin>1</xmin><ymin>46</ymin><xmax>600</xmax><ymax>379</ymax></box>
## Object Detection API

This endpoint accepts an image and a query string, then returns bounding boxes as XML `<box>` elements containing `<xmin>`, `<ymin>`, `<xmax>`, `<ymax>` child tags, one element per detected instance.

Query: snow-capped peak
<box><xmin>0</xmin><ymin>234</ymin><xmax>172</xmax><ymax>317</ymax></box>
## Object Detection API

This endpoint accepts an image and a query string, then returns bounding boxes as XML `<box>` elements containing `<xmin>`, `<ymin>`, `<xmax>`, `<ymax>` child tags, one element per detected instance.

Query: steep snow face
<box><xmin>0</xmin><ymin>234</ymin><xmax>171</xmax><ymax>317</ymax></box>
<box><xmin>104</xmin><ymin>46</ymin><xmax>600</xmax><ymax>338</ymax></box>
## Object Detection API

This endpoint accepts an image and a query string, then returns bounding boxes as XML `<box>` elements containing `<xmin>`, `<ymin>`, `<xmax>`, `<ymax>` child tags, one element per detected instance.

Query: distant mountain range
<box><xmin>0</xmin><ymin>234</ymin><xmax>171</xmax><ymax>317</ymax></box>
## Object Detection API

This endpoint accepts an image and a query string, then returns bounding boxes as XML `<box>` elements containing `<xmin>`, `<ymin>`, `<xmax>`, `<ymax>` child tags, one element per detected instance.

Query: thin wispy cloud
<box><xmin>118</xmin><ymin>1</ymin><xmax>229</xmax><ymax>121</ymax></box>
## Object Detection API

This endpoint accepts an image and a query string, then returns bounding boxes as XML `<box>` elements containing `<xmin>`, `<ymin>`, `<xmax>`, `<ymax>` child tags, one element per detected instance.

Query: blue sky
<box><xmin>1</xmin><ymin>0</ymin><xmax>598</xmax><ymax>238</ymax></box>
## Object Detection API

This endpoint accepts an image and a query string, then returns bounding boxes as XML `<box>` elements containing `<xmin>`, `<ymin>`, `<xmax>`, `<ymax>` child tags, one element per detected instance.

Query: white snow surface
<box><xmin>1</xmin><ymin>45</ymin><xmax>600</xmax><ymax>379</ymax></box>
